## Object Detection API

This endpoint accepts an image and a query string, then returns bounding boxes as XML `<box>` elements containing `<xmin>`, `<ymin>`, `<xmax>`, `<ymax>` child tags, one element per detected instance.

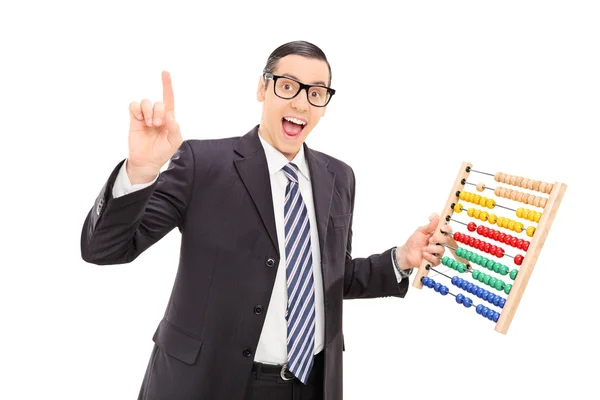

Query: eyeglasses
<box><xmin>263</xmin><ymin>73</ymin><xmax>335</xmax><ymax>107</ymax></box>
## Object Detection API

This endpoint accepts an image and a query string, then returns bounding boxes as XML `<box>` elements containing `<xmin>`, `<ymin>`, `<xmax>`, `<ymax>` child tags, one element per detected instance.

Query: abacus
<box><xmin>413</xmin><ymin>162</ymin><xmax>567</xmax><ymax>334</ymax></box>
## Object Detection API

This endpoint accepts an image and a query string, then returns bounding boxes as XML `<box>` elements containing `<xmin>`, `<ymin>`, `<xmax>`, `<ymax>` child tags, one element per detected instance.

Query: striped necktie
<box><xmin>282</xmin><ymin>162</ymin><xmax>315</xmax><ymax>384</ymax></box>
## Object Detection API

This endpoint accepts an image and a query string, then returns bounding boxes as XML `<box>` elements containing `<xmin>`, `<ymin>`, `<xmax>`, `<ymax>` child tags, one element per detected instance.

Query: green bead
<box><xmin>495</xmin><ymin>280</ymin><xmax>505</xmax><ymax>291</ymax></box>
<box><xmin>472</xmin><ymin>270</ymin><xmax>480</xmax><ymax>280</ymax></box>
<box><xmin>456</xmin><ymin>247</ymin><xmax>463</xmax><ymax>257</ymax></box>
<box><xmin>489</xmin><ymin>277</ymin><xmax>497</xmax><ymax>288</ymax></box>
<box><xmin>483</xmin><ymin>275</ymin><xmax>491</xmax><ymax>285</ymax></box>
<box><xmin>458</xmin><ymin>264</ymin><xmax>466</xmax><ymax>273</ymax></box>
<box><xmin>499</xmin><ymin>265</ymin><xmax>509</xmax><ymax>276</ymax></box>
<box><xmin>510</xmin><ymin>269</ymin><xmax>519</xmax><ymax>280</ymax></box>
<box><xmin>474</xmin><ymin>255</ymin><xmax>483</xmax><ymax>266</ymax></box>
<box><xmin>504</xmin><ymin>284</ymin><xmax>513</xmax><ymax>295</ymax></box>
<box><xmin>451</xmin><ymin>260</ymin><xmax>459</xmax><ymax>270</ymax></box>
<box><xmin>467</xmin><ymin>251</ymin><xmax>474</xmax><ymax>261</ymax></box>
<box><xmin>492</xmin><ymin>262</ymin><xmax>500</xmax><ymax>273</ymax></box>
<box><xmin>478</xmin><ymin>273</ymin><xmax>486</xmax><ymax>282</ymax></box>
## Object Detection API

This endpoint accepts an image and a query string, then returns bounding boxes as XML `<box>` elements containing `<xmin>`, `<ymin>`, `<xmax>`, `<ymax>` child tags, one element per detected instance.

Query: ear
<box><xmin>256</xmin><ymin>75</ymin><xmax>266</xmax><ymax>102</ymax></box>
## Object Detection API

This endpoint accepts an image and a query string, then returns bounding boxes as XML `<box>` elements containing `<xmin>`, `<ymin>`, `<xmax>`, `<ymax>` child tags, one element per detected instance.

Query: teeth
<box><xmin>284</xmin><ymin>117</ymin><xmax>306</xmax><ymax>126</ymax></box>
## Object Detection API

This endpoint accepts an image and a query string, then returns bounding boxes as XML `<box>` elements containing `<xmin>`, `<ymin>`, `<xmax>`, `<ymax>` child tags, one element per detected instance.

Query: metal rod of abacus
<box><xmin>466</xmin><ymin>167</ymin><xmax>495</xmax><ymax>177</ymax></box>
<box><xmin>449</xmin><ymin>218</ymin><xmax>467</xmax><ymax>227</ymax></box>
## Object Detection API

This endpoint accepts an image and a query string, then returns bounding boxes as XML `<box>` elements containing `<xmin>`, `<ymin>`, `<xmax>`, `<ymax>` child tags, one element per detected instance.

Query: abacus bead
<box><xmin>534</xmin><ymin>212</ymin><xmax>542</xmax><ymax>223</ymax></box>
<box><xmin>486</xmin><ymin>259</ymin><xmax>495</xmax><ymax>270</ymax></box>
<box><xmin>493</xmin><ymin>295</ymin><xmax>500</xmax><ymax>306</ymax></box>
<box><xmin>440</xmin><ymin>286</ymin><xmax>449</xmax><ymax>296</ymax></box>
<box><xmin>516</xmin><ymin>208</ymin><xmax>523</xmax><ymax>218</ymax></box>
<box><xmin>434</xmin><ymin>282</ymin><xmax>441</xmax><ymax>292</ymax></box>
<box><xmin>493</xmin><ymin>312</ymin><xmax>500</xmax><ymax>322</ymax></box>
<box><xmin>483</xmin><ymin>275</ymin><xmax>491</xmax><ymax>285</ymax></box>
<box><xmin>498</xmin><ymin>233</ymin><xmax>506</xmax><ymax>243</ymax></box>
<box><xmin>508</xmin><ymin>221</ymin><xmax>515</xmax><ymax>231</ymax></box>
<box><xmin>472</xmin><ymin>270</ymin><xmax>480</xmax><ymax>280</ymax></box>
<box><xmin>489</xmin><ymin>277</ymin><xmax>498</xmax><ymax>288</ymax></box>
<box><xmin>454</xmin><ymin>203</ymin><xmax>463</xmax><ymax>213</ymax></box>
<box><xmin>492</xmin><ymin>262</ymin><xmax>500</xmax><ymax>273</ymax></box>
<box><xmin>477</xmin><ymin>225</ymin><xmax>485</xmax><ymax>235</ymax></box>
<box><xmin>499</xmin><ymin>265</ymin><xmax>509</xmax><ymax>276</ymax></box>
<box><xmin>492</xmin><ymin>231</ymin><xmax>500</xmax><ymax>241</ymax></box>
<box><xmin>510</xmin><ymin>237</ymin><xmax>518</xmax><ymax>247</ymax></box>
<box><xmin>496</xmin><ymin>247</ymin><xmax>505</xmax><ymax>258</ymax></box>
<box><xmin>479</xmin><ymin>197</ymin><xmax>487</xmax><ymax>207</ymax></box>
<box><xmin>522</xmin><ymin>241</ymin><xmax>530</xmax><ymax>251</ymax></box>
<box><xmin>460</xmin><ymin>280</ymin><xmax>468</xmax><ymax>289</ymax></box>
<box><xmin>468</xmin><ymin>208</ymin><xmax>474</xmax><ymax>217</ymax></box>
<box><xmin>516</xmin><ymin>239</ymin><xmax>524</xmax><ymax>249</ymax></box>
<box><xmin>476</xmin><ymin>304</ymin><xmax>484</xmax><ymax>315</ymax></box>
<box><xmin>458</xmin><ymin>264</ymin><xmax>466</xmax><ymax>273</ymax></box>
<box><xmin>487</xmin><ymin>199</ymin><xmax>495</xmax><ymax>209</ymax></box>
<box><xmin>468</xmin><ymin>222</ymin><xmax>477</xmax><ymax>232</ymax></box>
<box><xmin>451</xmin><ymin>276</ymin><xmax>459</xmax><ymax>285</ymax></box>
<box><xmin>473</xmin><ymin>209</ymin><xmax>481</xmax><ymax>219</ymax></box>
<box><xmin>514</xmin><ymin>222</ymin><xmax>524</xmax><ymax>233</ymax></box>
<box><xmin>456</xmin><ymin>293</ymin><xmax>464</xmax><ymax>304</ymax></box>
<box><xmin>489</xmin><ymin>214</ymin><xmax>498</xmax><ymax>224</ymax></box>
<box><xmin>476</xmin><ymin>182</ymin><xmax>485</xmax><ymax>192</ymax></box>
<box><xmin>494</xmin><ymin>280</ymin><xmax>505</xmax><ymax>291</ymax></box>
<box><xmin>481</xmin><ymin>290</ymin><xmax>490</xmax><ymax>301</ymax></box>
<box><xmin>540</xmin><ymin>197</ymin><xmax>548</xmax><ymax>208</ymax></box>
<box><xmin>476</xmin><ymin>288</ymin><xmax>485</xmax><ymax>298</ymax></box>
<box><xmin>504</xmin><ymin>284</ymin><xmax>512</xmax><ymax>294</ymax></box>
<box><xmin>463</xmin><ymin>297</ymin><xmax>473</xmax><ymax>308</ymax></box>
<box><xmin>483</xmin><ymin>243</ymin><xmax>491</xmax><ymax>253</ymax></box>
<box><xmin>526</xmin><ymin>226</ymin><xmax>536</xmax><ymax>237</ymax></box>
<box><xmin>428</xmin><ymin>279</ymin><xmax>436</xmax><ymax>288</ymax></box>
<box><xmin>487</xmin><ymin>311</ymin><xmax>495</xmax><ymax>321</ymax></box>
<box><xmin>466</xmin><ymin>283</ymin><xmax>474</xmax><ymax>293</ymax></box>
<box><xmin>510</xmin><ymin>269</ymin><xmax>519</xmax><ymax>280</ymax></box>
<box><xmin>499</xmin><ymin>298</ymin><xmax>506</xmax><ymax>308</ymax></box>
<box><xmin>514</xmin><ymin>255</ymin><xmax>524</xmax><ymax>266</ymax></box>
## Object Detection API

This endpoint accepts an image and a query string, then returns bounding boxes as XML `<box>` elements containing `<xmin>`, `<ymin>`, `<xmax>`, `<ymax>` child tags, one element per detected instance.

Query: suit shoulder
<box><xmin>184</xmin><ymin>136</ymin><xmax>240</xmax><ymax>155</ymax></box>
<box><xmin>312</xmin><ymin>149</ymin><xmax>354</xmax><ymax>176</ymax></box>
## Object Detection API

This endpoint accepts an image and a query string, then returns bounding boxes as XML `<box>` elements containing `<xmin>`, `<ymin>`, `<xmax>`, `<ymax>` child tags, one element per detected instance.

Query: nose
<box><xmin>290</xmin><ymin>88</ymin><xmax>309</xmax><ymax>112</ymax></box>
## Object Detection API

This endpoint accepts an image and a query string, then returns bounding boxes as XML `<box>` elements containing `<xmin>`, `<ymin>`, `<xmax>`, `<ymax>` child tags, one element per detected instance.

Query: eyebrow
<box><xmin>281</xmin><ymin>73</ymin><xmax>328</xmax><ymax>87</ymax></box>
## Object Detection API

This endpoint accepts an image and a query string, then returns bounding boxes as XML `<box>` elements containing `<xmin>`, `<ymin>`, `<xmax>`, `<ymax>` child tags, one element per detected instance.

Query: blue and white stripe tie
<box><xmin>282</xmin><ymin>162</ymin><xmax>315</xmax><ymax>384</ymax></box>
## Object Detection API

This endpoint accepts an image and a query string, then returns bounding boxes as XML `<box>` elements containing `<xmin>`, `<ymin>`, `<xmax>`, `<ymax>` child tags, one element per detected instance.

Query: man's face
<box><xmin>257</xmin><ymin>55</ymin><xmax>330</xmax><ymax>160</ymax></box>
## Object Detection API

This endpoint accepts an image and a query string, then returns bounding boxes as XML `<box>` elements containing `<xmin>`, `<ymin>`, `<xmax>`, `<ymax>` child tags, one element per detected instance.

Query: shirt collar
<box><xmin>258</xmin><ymin>133</ymin><xmax>311</xmax><ymax>181</ymax></box>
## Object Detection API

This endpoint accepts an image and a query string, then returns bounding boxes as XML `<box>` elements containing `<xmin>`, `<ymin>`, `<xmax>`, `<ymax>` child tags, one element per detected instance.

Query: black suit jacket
<box><xmin>81</xmin><ymin>125</ymin><xmax>408</xmax><ymax>400</ymax></box>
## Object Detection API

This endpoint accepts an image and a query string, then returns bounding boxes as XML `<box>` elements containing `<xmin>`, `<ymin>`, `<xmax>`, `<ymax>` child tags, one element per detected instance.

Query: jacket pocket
<box><xmin>152</xmin><ymin>318</ymin><xmax>203</xmax><ymax>365</ymax></box>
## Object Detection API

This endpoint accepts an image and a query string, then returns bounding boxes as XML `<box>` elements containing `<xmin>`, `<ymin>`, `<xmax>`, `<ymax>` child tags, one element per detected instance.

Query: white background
<box><xmin>1</xmin><ymin>0</ymin><xmax>598</xmax><ymax>399</ymax></box>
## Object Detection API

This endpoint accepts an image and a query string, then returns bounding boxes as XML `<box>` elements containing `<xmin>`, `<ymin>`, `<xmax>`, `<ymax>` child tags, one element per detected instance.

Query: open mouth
<box><xmin>282</xmin><ymin>116</ymin><xmax>306</xmax><ymax>139</ymax></box>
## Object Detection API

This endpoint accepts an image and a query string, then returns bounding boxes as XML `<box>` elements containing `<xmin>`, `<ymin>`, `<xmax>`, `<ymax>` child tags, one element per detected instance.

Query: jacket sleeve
<box><xmin>80</xmin><ymin>140</ymin><xmax>195</xmax><ymax>265</ymax></box>
<box><xmin>343</xmin><ymin>167</ymin><xmax>409</xmax><ymax>299</ymax></box>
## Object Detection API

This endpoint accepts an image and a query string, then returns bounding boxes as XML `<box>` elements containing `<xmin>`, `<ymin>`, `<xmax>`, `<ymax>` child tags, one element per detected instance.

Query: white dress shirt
<box><xmin>111</xmin><ymin>136</ymin><xmax>406</xmax><ymax>365</ymax></box>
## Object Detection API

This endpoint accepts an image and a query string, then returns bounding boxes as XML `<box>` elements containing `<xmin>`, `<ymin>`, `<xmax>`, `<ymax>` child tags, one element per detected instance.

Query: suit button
<box><xmin>242</xmin><ymin>347</ymin><xmax>252</xmax><ymax>357</ymax></box>
<box><xmin>254</xmin><ymin>305</ymin><xmax>263</xmax><ymax>315</ymax></box>
<box><xmin>265</xmin><ymin>258</ymin><xmax>276</xmax><ymax>268</ymax></box>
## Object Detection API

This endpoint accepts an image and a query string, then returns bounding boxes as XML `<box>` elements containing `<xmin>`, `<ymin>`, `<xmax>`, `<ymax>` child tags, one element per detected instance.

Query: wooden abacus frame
<box><xmin>413</xmin><ymin>162</ymin><xmax>567</xmax><ymax>334</ymax></box>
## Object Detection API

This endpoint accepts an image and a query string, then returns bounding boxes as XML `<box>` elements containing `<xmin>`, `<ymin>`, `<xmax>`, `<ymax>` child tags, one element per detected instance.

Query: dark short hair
<box><xmin>262</xmin><ymin>40</ymin><xmax>332</xmax><ymax>87</ymax></box>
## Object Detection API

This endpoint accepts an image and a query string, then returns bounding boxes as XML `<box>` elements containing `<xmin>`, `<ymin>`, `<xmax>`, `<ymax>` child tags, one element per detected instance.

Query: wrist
<box><xmin>126</xmin><ymin>161</ymin><xmax>160</xmax><ymax>185</ymax></box>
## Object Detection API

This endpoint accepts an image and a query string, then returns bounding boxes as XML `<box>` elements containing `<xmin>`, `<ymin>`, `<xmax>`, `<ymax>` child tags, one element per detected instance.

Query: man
<box><xmin>81</xmin><ymin>40</ymin><xmax>449</xmax><ymax>400</ymax></box>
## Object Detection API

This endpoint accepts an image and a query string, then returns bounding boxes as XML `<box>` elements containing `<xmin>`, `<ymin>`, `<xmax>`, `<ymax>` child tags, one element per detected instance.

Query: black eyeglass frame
<box><xmin>263</xmin><ymin>72</ymin><xmax>336</xmax><ymax>107</ymax></box>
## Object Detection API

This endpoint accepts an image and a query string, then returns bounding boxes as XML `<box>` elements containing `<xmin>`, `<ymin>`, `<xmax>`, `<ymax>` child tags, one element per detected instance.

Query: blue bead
<box><xmin>440</xmin><ymin>286</ymin><xmax>449</xmax><ymax>296</ymax></box>
<box><xmin>476</xmin><ymin>304</ymin><xmax>484</xmax><ymax>315</ymax></box>
<box><xmin>482</xmin><ymin>307</ymin><xmax>490</xmax><ymax>318</ymax></box>
<box><xmin>499</xmin><ymin>298</ymin><xmax>506</xmax><ymax>308</ymax></box>
<box><xmin>466</xmin><ymin>283</ymin><xmax>474</xmax><ymax>293</ymax></box>
<box><xmin>493</xmin><ymin>312</ymin><xmax>500</xmax><ymax>322</ymax></box>
<box><xmin>487</xmin><ymin>310</ymin><xmax>495</xmax><ymax>320</ymax></box>
<box><xmin>493</xmin><ymin>296</ymin><xmax>500</xmax><ymax>306</ymax></box>
<box><xmin>463</xmin><ymin>297</ymin><xmax>473</xmax><ymax>308</ymax></box>
<box><xmin>461</xmin><ymin>280</ymin><xmax>469</xmax><ymax>290</ymax></box>
<box><xmin>477</xmin><ymin>288</ymin><xmax>485</xmax><ymax>298</ymax></box>
<box><xmin>456</xmin><ymin>294</ymin><xmax>464</xmax><ymax>304</ymax></box>
<box><xmin>427</xmin><ymin>279</ymin><xmax>435</xmax><ymax>288</ymax></box>
<box><xmin>451</xmin><ymin>276</ymin><xmax>459</xmax><ymax>285</ymax></box>
<box><xmin>434</xmin><ymin>282</ymin><xmax>441</xmax><ymax>292</ymax></box>
<box><xmin>481</xmin><ymin>291</ymin><xmax>490</xmax><ymax>301</ymax></box>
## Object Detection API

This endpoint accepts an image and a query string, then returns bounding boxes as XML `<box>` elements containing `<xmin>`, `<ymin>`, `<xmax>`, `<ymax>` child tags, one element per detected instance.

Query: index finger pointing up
<box><xmin>162</xmin><ymin>70</ymin><xmax>175</xmax><ymax>116</ymax></box>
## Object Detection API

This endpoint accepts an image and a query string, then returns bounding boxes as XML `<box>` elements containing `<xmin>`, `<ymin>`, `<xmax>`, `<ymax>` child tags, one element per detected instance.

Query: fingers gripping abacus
<box><xmin>413</xmin><ymin>162</ymin><xmax>567</xmax><ymax>334</ymax></box>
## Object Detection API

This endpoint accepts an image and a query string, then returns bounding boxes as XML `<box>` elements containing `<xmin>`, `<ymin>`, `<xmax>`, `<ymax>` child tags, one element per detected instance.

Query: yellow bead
<box><xmin>479</xmin><ymin>197</ymin><xmax>487</xmax><ymax>207</ymax></box>
<box><xmin>468</xmin><ymin>208</ymin><xmax>474</xmax><ymax>217</ymax></box>
<box><xmin>515</xmin><ymin>222</ymin><xmax>524</xmax><ymax>233</ymax></box>
<box><xmin>522</xmin><ymin>209</ymin><xmax>530</xmax><ymax>220</ymax></box>
<box><xmin>517</xmin><ymin>208</ymin><xmax>523</xmax><ymax>218</ymax></box>
<box><xmin>480</xmin><ymin>211</ymin><xmax>489</xmax><ymax>221</ymax></box>
<box><xmin>487</xmin><ymin>199</ymin><xmax>495</xmax><ymax>209</ymax></box>
<box><xmin>474</xmin><ymin>195</ymin><xmax>482</xmax><ymax>204</ymax></box>
<box><xmin>468</xmin><ymin>193</ymin><xmax>474</xmax><ymax>202</ymax></box>
<box><xmin>526</xmin><ymin>226</ymin><xmax>536</xmax><ymax>237</ymax></box>
<box><xmin>508</xmin><ymin>220</ymin><xmax>515</xmax><ymax>231</ymax></box>
<box><xmin>488</xmin><ymin>214</ymin><xmax>498</xmax><ymax>224</ymax></box>
<box><xmin>534</xmin><ymin>212</ymin><xmax>542</xmax><ymax>223</ymax></box>
<box><xmin>453</xmin><ymin>203</ymin><xmax>463</xmax><ymax>213</ymax></box>
<box><xmin>473</xmin><ymin>209</ymin><xmax>481</xmax><ymax>219</ymax></box>
<box><xmin>460</xmin><ymin>192</ymin><xmax>466</xmax><ymax>200</ymax></box>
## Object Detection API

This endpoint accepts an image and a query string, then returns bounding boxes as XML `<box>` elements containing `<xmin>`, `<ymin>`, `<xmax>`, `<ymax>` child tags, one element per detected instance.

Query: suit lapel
<box><xmin>233</xmin><ymin>125</ymin><xmax>337</xmax><ymax>263</ymax></box>
<box><xmin>304</xmin><ymin>143</ymin><xmax>336</xmax><ymax>262</ymax></box>
<box><xmin>234</xmin><ymin>126</ymin><xmax>279</xmax><ymax>255</ymax></box>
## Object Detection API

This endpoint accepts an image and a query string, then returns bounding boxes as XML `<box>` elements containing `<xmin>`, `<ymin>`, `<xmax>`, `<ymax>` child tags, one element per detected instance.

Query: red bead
<box><xmin>493</xmin><ymin>231</ymin><xmax>500</xmax><ymax>241</ymax></box>
<box><xmin>516</xmin><ymin>239</ymin><xmax>524</xmax><ymax>249</ymax></box>
<box><xmin>468</xmin><ymin>222</ymin><xmax>477</xmax><ymax>232</ymax></box>
<box><xmin>522</xmin><ymin>241</ymin><xmax>530</xmax><ymax>251</ymax></box>
<box><xmin>504</xmin><ymin>235</ymin><xmax>512</xmax><ymax>245</ymax></box>
<box><xmin>514</xmin><ymin>254</ymin><xmax>524</xmax><ymax>265</ymax></box>
<box><xmin>498</xmin><ymin>233</ymin><xmax>506</xmax><ymax>243</ymax></box>
<box><xmin>477</xmin><ymin>225</ymin><xmax>485</xmax><ymax>235</ymax></box>
<box><xmin>496</xmin><ymin>247</ymin><xmax>505</xmax><ymax>258</ymax></box>
<box><xmin>510</xmin><ymin>237</ymin><xmax>518</xmax><ymax>247</ymax></box>
<box><xmin>483</xmin><ymin>243</ymin><xmax>491</xmax><ymax>253</ymax></box>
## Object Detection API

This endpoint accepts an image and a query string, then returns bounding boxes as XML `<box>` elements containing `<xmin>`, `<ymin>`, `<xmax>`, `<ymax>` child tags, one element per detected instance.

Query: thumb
<box><xmin>418</xmin><ymin>214</ymin><xmax>439</xmax><ymax>235</ymax></box>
